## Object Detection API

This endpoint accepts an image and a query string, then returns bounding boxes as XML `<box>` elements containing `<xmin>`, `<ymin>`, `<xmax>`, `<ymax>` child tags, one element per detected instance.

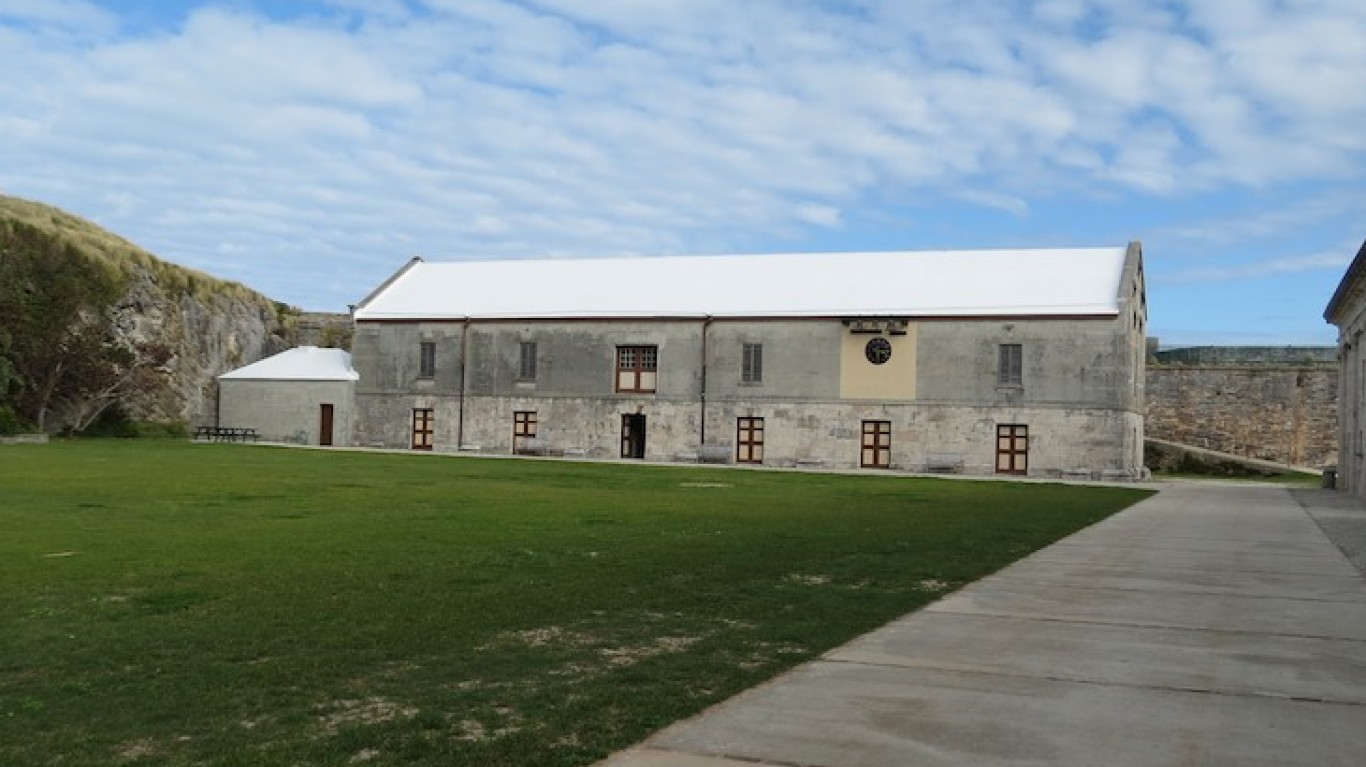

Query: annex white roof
<box><xmin>218</xmin><ymin>346</ymin><xmax>359</xmax><ymax>381</ymax></box>
<box><xmin>354</xmin><ymin>247</ymin><xmax>1133</xmax><ymax>321</ymax></box>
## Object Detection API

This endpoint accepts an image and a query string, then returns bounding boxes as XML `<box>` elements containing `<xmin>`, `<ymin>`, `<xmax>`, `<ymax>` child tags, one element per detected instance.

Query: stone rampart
<box><xmin>1146</xmin><ymin>349</ymin><xmax>1338</xmax><ymax>468</ymax></box>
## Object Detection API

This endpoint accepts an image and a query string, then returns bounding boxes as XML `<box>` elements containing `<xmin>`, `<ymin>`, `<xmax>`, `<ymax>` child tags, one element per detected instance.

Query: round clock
<box><xmin>865</xmin><ymin>337</ymin><xmax>892</xmax><ymax>365</ymax></box>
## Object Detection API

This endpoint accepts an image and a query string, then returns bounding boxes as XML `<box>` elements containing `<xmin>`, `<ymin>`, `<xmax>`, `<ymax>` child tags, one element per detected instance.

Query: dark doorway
<box><xmin>319</xmin><ymin>404</ymin><xmax>335</xmax><ymax>446</ymax></box>
<box><xmin>620</xmin><ymin>413</ymin><xmax>646</xmax><ymax>459</ymax></box>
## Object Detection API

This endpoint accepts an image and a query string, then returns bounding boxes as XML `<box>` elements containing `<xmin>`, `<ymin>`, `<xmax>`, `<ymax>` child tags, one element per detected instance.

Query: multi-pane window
<box><xmin>513</xmin><ymin>410</ymin><xmax>537</xmax><ymax>453</ymax></box>
<box><xmin>419</xmin><ymin>341</ymin><xmax>436</xmax><ymax>379</ymax></box>
<box><xmin>411</xmin><ymin>408</ymin><xmax>434</xmax><ymax>450</ymax></box>
<box><xmin>737</xmin><ymin>417</ymin><xmax>764</xmax><ymax>464</ymax></box>
<box><xmin>860</xmin><ymin>420</ymin><xmax>891</xmax><ymax>468</ymax></box>
<box><xmin>616</xmin><ymin>345</ymin><xmax>658</xmax><ymax>393</ymax></box>
<box><xmin>996</xmin><ymin>424</ymin><xmax>1028</xmax><ymax>475</ymax></box>
<box><xmin>742</xmin><ymin>343</ymin><xmax>763</xmax><ymax>384</ymax></box>
<box><xmin>519</xmin><ymin>341</ymin><xmax>537</xmax><ymax>381</ymax></box>
<box><xmin>514</xmin><ymin>410</ymin><xmax>537</xmax><ymax>438</ymax></box>
<box><xmin>998</xmin><ymin>343</ymin><xmax>1022</xmax><ymax>387</ymax></box>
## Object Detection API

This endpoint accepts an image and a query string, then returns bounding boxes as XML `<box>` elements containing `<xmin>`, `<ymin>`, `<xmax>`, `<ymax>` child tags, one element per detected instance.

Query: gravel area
<box><xmin>1292</xmin><ymin>488</ymin><xmax>1366</xmax><ymax>577</ymax></box>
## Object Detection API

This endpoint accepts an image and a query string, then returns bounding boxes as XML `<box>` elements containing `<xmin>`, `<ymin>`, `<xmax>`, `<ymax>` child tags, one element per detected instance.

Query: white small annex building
<box><xmin>348</xmin><ymin>243</ymin><xmax>1148</xmax><ymax>477</ymax></box>
<box><xmin>1324</xmin><ymin>238</ymin><xmax>1366</xmax><ymax>495</ymax></box>
<box><xmin>217</xmin><ymin>346</ymin><xmax>358</xmax><ymax>446</ymax></box>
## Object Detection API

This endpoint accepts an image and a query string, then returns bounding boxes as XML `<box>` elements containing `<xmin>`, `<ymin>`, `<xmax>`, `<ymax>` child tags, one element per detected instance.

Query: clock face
<box><xmin>865</xmin><ymin>337</ymin><xmax>892</xmax><ymax>365</ymax></box>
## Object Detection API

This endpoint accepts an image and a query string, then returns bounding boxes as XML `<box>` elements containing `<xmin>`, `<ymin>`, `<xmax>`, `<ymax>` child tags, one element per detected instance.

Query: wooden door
<box><xmin>996</xmin><ymin>424</ymin><xmax>1028</xmax><ymax>475</ymax></box>
<box><xmin>412</xmin><ymin>408</ymin><xmax>434</xmax><ymax>451</ymax></box>
<box><xmin>736</xmin><ymin>417</ymin><xmax>764</xmax><ymax>464</ymax></box>
<box><xmin>861</xmin><ymin>420</ymin><xmax>891</xmax><ymax>468</ymax></box>
<box><xmin>319</xmin><ymin>403</ymin><xmax>334</xmax><ymax>446</ymax></box>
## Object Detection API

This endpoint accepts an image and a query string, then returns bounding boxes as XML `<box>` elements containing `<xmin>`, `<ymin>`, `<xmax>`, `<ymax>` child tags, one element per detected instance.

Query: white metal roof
<box><xmin>354</xmin><ymin>247</ymin><xmax>1131</xmax><ymax>321</ymax></box>
<box><xmin>218</xmin><ymin>346</ymin><xmax>359</xmax><ymax>381</ymax></box>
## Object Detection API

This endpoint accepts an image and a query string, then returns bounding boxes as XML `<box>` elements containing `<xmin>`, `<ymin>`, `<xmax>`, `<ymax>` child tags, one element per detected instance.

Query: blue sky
<box><xmin>1</xmin><ymin>0</ymin><xmax>1362</xmax><ymax>346</ymax></box>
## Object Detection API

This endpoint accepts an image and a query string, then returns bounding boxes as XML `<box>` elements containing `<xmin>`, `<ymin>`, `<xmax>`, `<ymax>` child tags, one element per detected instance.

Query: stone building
<box><xmin>347</xmin><ymin>243</ymin><xmax>1148</xmax><ymax>478</ymax></box>
<box><xmin>1324</xmin><ymin>239</ymin><xmax>1366</xmax><ymax>494</ymax></box>
<box><xmin>217</xmin><ymin>346</ymin><xmax>357</xmax><ymax>446</ymax></box>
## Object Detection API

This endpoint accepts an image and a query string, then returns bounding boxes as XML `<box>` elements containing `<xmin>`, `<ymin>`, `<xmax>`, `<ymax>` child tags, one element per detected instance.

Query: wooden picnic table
<box><xmin>193</xmin><ymin>426</ymin><xmax>260</xmax><ymax>443</ymax></box>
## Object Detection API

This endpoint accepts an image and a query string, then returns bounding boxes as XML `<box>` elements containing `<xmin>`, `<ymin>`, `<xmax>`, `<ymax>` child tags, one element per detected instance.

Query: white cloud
<box><xmin>0</xmin><ymin>0</ymin><xmax>1362</xmax><ymax>321</ymax></box>
<box><xmin>0</xmin><ymin>0</ymin><xmax>113</xmax><ymax>33</ymax></box>
<box><xmin>1158</xmin><ymin>249</ymin><xmax>1352</xmax><ymax>285</ymax></box>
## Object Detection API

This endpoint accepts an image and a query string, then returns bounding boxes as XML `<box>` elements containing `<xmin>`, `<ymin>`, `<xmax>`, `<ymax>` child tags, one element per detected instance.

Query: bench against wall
<box><xmin>925</xmin><ymin>453</ymin><xmax>965</xmax><ymax>473</ymax></box>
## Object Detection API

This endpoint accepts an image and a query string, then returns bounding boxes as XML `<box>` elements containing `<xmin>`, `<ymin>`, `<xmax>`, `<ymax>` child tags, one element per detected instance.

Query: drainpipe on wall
<box><xmin>700</xmin><ymin>315</ymin><xmax>712</xmax><ymax>447</ymax></box>
<box><xmin>457</xmin><ymin>317</ymin><xmax>470</xmax><ymax>449</ymax></box>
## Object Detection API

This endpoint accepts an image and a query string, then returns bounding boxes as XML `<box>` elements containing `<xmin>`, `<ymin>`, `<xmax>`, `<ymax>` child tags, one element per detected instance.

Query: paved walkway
<box><xmin>598</xmin><ymin>483</ymin><xmax>1366</xmax><ymax>766</ymax></box>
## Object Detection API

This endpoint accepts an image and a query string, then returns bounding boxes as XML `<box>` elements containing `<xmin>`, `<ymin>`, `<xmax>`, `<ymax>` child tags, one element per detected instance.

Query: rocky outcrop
<box><xmin>108</xmin><ymin>269</ymin><xmax>293</xmax><ymax>425</ymax></box>
<box><xmin>1</xmin><ymin>195</ymin><xmax>305</xmax><ymax>430</ymax></box>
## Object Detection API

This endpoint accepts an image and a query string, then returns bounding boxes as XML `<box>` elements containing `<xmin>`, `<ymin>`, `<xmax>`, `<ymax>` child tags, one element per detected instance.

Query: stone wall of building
<box><xmin>1146</xmin><ymin>347</ymin><xmax>1338</xmax><ymax>468</ymax></box>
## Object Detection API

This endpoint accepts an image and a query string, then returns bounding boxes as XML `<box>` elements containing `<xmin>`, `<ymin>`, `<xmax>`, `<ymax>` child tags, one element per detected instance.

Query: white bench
<box><xmin>925</xmin><ymin>453</ymin><xmax>965</xmax><ymax>473</ymax></box>
<box><xmin>697</xmin><ymin>445</ymin><xmax>732</xmax><ymax>464</ymax></box>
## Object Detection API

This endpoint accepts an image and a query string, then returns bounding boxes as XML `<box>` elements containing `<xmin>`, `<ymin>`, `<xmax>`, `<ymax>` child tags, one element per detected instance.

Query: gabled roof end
<box><xmin>353</xmin><ymin>256</ymin><xmax>424</xmax><ymax>316</ymax></box>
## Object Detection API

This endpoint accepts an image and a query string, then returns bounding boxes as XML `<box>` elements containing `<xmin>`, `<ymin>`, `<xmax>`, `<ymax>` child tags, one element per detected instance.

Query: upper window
<box><xmin>519</xmin><ymin>341</ymin><xmax>537</xmax><ymax>381</ymax></box>
<box><xmin>418</xmin><ymin>341</ymin><xmax>436</xmax><ymax>379</ymax></box>
<box><xmin>742</xmin><ymin>342</ymin><xmax>763</xmax><ymax>384</ymax></box>
<box><xmin>616</xmin><ymin>345</ymin><xmax>658</xmax><ymax>393</ymax></box>
<box><xmin>998</xmin><ymin>343</ymin><xmax>1022</xmax><ymax>387</ymax></box>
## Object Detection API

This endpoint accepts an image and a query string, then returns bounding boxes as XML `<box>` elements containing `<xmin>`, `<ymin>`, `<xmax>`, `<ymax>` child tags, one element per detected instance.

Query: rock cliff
<box><xmin>0</xmin><ymin>195</ymin><xmax>307</xmax><ymax>430</ymax></box>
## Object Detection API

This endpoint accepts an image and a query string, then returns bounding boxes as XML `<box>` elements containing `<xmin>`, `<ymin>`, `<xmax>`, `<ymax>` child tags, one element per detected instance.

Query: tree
<box><xmin>0</xmin><ymin>219</ymin><xmax>126</xmax><ymax>431</ymax></box>
<box><xmin>63</xmin><ymin>341</ymin><xmax>173</xmax><ymax>433</ymax></box>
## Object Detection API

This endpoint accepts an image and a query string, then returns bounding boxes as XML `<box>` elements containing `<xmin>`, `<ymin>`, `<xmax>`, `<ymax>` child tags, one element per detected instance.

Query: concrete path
<box><xmin>598</xmin><ymin>483</ymin><xmax>1366</xmax><ymax>767</ymax></box>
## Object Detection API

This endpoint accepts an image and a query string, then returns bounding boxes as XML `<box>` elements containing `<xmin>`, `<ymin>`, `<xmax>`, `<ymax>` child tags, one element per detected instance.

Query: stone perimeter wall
<box><xmin>1145</xmin><ymin>354</ymin><xmax>1338</xmax><ymax>468</ymax></box>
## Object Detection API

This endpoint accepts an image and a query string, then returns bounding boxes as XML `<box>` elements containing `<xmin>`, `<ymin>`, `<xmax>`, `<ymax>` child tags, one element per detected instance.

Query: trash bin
<box><xmin>1322</xmin><ymin>466</ymin><xmax>1337</xmax><ymax>489</ymax></box>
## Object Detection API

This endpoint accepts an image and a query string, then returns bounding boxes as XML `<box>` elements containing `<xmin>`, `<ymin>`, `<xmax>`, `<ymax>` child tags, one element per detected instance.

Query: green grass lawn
<box><xmin>0</xmin><ymin>441</ymin><xmax>1151</xmax><ymax>766</ymax></box>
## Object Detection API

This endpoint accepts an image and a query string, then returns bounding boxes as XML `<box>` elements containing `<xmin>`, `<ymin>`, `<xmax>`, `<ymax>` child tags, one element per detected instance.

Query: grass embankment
<box><xmin>1152</xmin><ymin>470</ymin><xmax>1323</xmax><ymax>486</ymax></box>
<box><xmin>0</xmin><ymin>442</ymin><xmax>1151</xmax><ymax>766</ymax></box>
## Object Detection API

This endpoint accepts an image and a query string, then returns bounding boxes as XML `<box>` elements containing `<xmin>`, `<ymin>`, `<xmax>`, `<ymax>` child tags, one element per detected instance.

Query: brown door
<box><xmin>996</xmin><ymin>424</ymin><xmax>1028</xmax><ymax>475</ymax></box>
<box><xmin>513</xmin><ymin>411</ymin><xmax>536</xmax><ymax>454</ymax></box>
<box><xmin>736</xmin><ymin>417</ymin><xmax>764</xmax><ymax>464</ymax></box>
<box><xmin>319</xmin><ymin>404</ymin><xmax>334</xmax><ymax>446</ymax></box>
<box><xmin>412</xmin><ymin>408</ymin><xmax>434</xmax><ymax>450</ymax></box>
<box><xmin>861</xmin><ymin>420</ymin><xmax>891</xmax><ymax>468</ymax></box>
